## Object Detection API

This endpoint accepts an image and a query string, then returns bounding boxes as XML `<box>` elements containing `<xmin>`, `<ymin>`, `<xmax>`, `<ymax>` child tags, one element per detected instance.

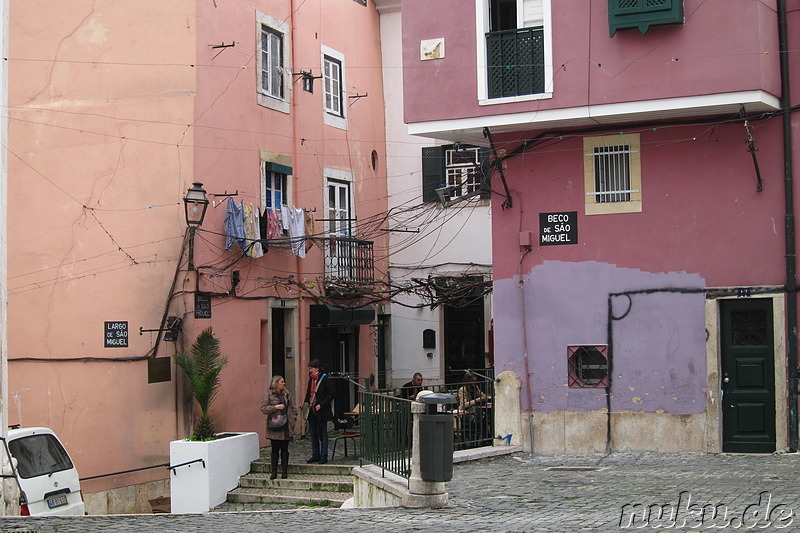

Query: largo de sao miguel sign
<box><xmin>539</xmin><ymin>211</ymin><xmax>577</xmax><ymax>246</ymax></box>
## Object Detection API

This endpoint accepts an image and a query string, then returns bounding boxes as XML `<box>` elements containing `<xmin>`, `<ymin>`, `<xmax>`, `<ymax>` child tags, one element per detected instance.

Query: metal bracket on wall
<box><xmin>740</xmin><ymin>104</ymin><xmax>763</xmax><ymax>192</ymax></box>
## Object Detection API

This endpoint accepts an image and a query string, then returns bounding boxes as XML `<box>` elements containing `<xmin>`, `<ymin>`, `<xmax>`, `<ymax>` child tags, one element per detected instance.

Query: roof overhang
<box><xmin>407</xmin><ymin>90</ymin><xmax>781</xmax><ymax>146</ymax></box>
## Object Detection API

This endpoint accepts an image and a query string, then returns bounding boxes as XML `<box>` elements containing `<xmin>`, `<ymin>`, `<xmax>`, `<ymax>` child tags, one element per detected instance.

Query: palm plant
<box><xmin>174</xmin><ymin>327</ymin><xmax>228</xmax><ymax>440</ymax></box>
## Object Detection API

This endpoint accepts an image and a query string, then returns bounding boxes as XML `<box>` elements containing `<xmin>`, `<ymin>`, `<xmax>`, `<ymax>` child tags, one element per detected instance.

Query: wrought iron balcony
<box><xmin>323</xmin><ymin>237</ymin><xmax>375</xmax><ymax>293</ymax></box>
<box><xmin>486</xmin><ymin>27</ymin><xmax>544</xmax><ymax>99</ymax></box>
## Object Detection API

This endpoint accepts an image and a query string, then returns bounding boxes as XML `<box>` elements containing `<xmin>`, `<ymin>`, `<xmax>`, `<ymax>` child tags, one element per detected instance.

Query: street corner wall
<box><xmin>493</xmin><ymin>260</ymin><xmax>709</xmax><ymax>453</ymax></box>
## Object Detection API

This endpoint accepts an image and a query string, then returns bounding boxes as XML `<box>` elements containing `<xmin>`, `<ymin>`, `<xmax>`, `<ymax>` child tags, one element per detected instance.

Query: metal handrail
<box><xmin>168</xmin><ymin>458</ymin><xmax>206</xmax><ymax>475</ymax></box>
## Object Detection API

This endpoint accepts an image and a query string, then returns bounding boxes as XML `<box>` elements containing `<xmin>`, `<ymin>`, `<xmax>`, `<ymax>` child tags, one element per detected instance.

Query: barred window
<box><xmin>584</xmin><ymin>134</ymin><xmax>642</xmax><ymax>215</ymax></box>
<box><xmin>568</xmin><ymin>345</ymin><xmax>609</xmax><ymax>388</ymax></box>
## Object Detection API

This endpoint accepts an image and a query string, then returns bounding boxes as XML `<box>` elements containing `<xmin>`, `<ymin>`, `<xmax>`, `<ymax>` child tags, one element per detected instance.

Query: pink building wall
<box><xmin>6</xmin><ymin>0</ymin><xmax>387</xmax><ymax>501</ymax></box>
<box><xmin>492</xmin><ymin>121</ymin><xmax>788</xmax><ymax>286</ymax></box>
<box><xmin>398</xmin><ymin>0</ymin><xmax>800</xmax><ymax>452</ymax></box>
<box><xmin>401</xmin><ymin>0</ymin><xmax>781</xmax><ymax>124</ymax></box>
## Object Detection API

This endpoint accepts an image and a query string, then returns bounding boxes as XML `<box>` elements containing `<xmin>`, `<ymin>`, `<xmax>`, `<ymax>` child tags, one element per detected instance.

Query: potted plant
<box><xmin>174</xmin><ymin>327</ymin><xmax>228</xmax><ymax>440</ymax></box>
<box><xmin>169</xmin><ymin>327</ymin><xmax>259</xmax><ymax>514</ymax></box>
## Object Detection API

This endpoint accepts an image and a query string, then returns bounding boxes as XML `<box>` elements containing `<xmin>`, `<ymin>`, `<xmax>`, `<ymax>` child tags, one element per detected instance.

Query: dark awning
<box><xmin>309</xmin><ymin>304</ymin><xmax>375</xmax><ymax>327</ymax></box>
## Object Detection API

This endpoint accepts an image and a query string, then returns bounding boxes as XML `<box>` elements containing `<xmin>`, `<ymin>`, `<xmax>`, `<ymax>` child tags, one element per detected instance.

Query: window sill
<box><xmin>258</xmin><ymin>92</ymin><xmax>290</xmax><ymax>114</ymax></box>
<box><xmin>479</xmin><ymin>92</ymin><xmax>552</xmax><ymax>106</ymax></box>
<box><xmin>584</xmin><ymin>200</ymin><xmax>642</xmax><ymax>216</ymax></box>
<box><xmin>324</xmin><ymin>112</ymin><xmax>348</xmax><ymax>130</ymax></box>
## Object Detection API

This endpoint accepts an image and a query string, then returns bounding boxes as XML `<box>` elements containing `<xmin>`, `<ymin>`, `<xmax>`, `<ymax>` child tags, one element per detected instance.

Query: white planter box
<box><xmin>169</xmin><ymin>432</ymin><xmax>259</xmax><ymax>514</ymax></box>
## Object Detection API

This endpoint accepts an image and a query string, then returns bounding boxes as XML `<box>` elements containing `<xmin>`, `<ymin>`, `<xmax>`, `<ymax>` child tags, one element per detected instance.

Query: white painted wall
<box><xmin>377</xmin><ymin>1</ymin><xmax>492</xmax><ymax>388</ymax></box>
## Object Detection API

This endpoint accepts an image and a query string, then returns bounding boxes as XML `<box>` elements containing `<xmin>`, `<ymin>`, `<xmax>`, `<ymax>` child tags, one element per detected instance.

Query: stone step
<box><xmin>249</xmin><ymin>460</ymin><xmax>354</xmax><ymax>476</ymax></box>
<box><xmin>226</xmin><ymin>487</ymin><xmax>351</xmax><ymax>507</ymax></box>
<box><xmin>238</xmin><ymin>472</ymin><xmax>353</xmax><ymax>492</ymax></box>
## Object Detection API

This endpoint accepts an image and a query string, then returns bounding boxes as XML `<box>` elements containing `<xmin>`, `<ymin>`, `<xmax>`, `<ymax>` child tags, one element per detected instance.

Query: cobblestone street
<box><xmin>1</xmin><ymin>450</ymin><xmax>799</xmax><ymax>532</ymax></box>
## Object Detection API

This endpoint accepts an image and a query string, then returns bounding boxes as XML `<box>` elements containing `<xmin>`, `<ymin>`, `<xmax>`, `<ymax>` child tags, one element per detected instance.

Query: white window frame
<box><xmin>445</xmin><ymin>146</ymin><xmax>481</xmax><ymax>201</ymax></box>
<box><xmin>262</xmin><ymin>169</ymin><xmax>287</xmax><ymax>211</ymax></box>
<box><xmin>475</xmin><ymin>0</ymin><xmax>553</xmax><ymax>105</ymax></box>
<box><xmin>257</xmin><ymin>11</ymin><xmax>291</xmax><ymax>114</ymax></box>
<box><xmin>321</xmin><ymin>46</ymin><xmax>348</xmax><ymax>130</ymax></box>
<box><xmin>261</xmin><ymin>153</ymin><xmax>294</xmax><ymax>240</ymax></box>
<box><xmin>583</xmin><ymin>133</ymin><xmax>642</xmax><ymax>215</ymax></box>
<box><xmin>324</xmin><ymin>168</ymin><xmax>355</xmax><ymax>238</ymax></box>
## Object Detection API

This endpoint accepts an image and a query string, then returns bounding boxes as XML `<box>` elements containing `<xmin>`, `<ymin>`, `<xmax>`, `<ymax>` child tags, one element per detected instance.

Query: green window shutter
<box><xmin>487</xmin><ymin>27</ymin><xmax>545</xmax><ymax>98</ymax></box>
<box><xmin>608</xmin><ymin>0</ymin><xmax>684</xmax><ymax>37</ymax></box>
<box><xmin>421</xmin><ymin>146</ymin><xmax>445</xmax><ymax>203</ymax></box>
<box><xmin>479</xmin><ymin>147</ymin><xmax>492</xmax><ymax>199</ymax></box>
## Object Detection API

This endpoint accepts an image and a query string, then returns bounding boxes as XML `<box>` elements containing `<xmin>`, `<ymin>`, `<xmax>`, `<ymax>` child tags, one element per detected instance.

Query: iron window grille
<box><xmin>568</xmin><ymin>345</ymin><xmax>609</xmax><ymax>387</ymax></box>
<box><xmin>588</xmin><ymin>144</ymin><xmax>637</xmax><ymax>204</ymax></box>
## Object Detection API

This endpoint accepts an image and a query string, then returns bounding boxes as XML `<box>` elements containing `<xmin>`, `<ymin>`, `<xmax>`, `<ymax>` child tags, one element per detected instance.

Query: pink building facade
<box><xmin>400</xmin><ymin>0</ymin><xmax>800</xmax><ymax>453</ymax></box>
<box><xmin>7</xmin><ymin>0</ymin><xmax>387</xmax><ymax>511</ymax></box>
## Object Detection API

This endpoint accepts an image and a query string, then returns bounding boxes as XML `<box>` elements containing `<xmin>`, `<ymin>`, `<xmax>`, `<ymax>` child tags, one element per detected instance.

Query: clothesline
<box><xmin>222</xmin><ymin>197</ymin><xmax>316</xmax><ymax>258</ymax></box>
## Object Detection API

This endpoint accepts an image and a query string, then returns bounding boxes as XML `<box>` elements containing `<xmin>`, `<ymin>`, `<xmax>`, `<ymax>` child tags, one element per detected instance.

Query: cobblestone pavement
<box><xmin>2</xmin><ymin>449</ymin><xmax>799</xmax><ymax>532</ymax></box>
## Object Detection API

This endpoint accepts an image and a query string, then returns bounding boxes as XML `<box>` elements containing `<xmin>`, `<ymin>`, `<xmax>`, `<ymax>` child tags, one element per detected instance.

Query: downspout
<box><xmin>778</xmin><ymin>0</ymin><xmax>798</xmax><ymax>452</ymax></box>
<box><xmin>516</xmin><ymin>204</ymin><xmax>535</xmax><ymax>453</ymax></box>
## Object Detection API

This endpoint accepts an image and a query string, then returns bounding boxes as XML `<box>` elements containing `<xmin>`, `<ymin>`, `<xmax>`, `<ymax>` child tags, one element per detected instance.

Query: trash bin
<box><xmin>417</xmin><ymin>393</ymin><xmax>456</xmax><ymax>482</ymax></box>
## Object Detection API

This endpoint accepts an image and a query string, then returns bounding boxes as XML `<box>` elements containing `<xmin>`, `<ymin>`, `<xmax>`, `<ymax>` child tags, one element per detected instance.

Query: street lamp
<box><xmin>184</xmin><ymin>182</ymin><xmax>209</xmax><ymax>227</ymax></box>
<box><xmin>183</xmin><ymin>182</ymin><xmax>208</xmax><ymax>269</ymax></box>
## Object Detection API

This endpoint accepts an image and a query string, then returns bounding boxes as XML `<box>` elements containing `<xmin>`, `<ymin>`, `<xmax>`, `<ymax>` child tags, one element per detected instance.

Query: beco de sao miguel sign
<box><xmin>539</xmin><ymin>211</ymin><xmax>578</xmax><ymax>246</ymax></box>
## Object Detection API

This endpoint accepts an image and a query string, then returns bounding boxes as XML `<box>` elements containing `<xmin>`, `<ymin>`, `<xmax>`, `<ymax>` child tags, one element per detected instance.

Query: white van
<box><xmin>6</xmin><ymin>427</ymin><xmax>86</xmax><ymax>516</ymax></box>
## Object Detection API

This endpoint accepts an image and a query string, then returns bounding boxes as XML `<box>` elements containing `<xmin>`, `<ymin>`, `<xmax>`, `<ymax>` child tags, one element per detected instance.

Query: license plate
<box><xmin>47</xmin><ymin>494</ymin><xmax>68</xmax><ymax>509</ymax></box>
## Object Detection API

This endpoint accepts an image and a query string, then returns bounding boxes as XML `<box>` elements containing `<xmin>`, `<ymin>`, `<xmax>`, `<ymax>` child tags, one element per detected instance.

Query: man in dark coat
<box><xmin>401</xmin><ymin>372</ymin><xmax>424</xmax><ymax>400</ymax></box>
<box><xmin>305</xmin><ymin>359</ymin><xmax>335</xmax><ymax>463</ymax></box>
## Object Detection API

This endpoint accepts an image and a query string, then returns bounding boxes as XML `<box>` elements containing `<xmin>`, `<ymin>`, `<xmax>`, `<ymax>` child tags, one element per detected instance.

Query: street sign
<box><xmin>104</xmin><ymin>321</ymin><xmax>128</xmax><ymax>348</ymax></box>
<box><xmin>539</xmin><ymin>211</ymin><xmax>578</xmax><ymax>246</ymax></box>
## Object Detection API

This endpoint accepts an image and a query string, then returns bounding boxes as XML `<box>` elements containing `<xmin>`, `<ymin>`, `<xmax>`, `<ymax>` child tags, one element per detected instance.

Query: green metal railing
<box><xmin>359</xmin><ymin>370</ymin><xmax>495</xmax><ymax>479</ymax></box>
<box><xmin>359</xmin><ymin>391</ymin><xmax>413</xmax><ymax>479</ymax></box>
<box><xmin>428</xmin><ymin>370</ymin><xmax>495</xmax><ymax>451</ymax></box>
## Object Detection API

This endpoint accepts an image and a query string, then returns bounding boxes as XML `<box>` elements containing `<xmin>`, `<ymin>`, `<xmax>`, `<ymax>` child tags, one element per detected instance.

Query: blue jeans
<box><xmin>308</xmin><ymin>415</ymin><xmax>329</xmax><ymax>460</ymax></box>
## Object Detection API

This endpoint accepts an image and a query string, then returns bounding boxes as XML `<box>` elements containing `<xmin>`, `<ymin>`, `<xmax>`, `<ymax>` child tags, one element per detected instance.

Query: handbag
<box><xmin>268</xmin><ymin>393</ymin><xmax>288</xmax><ymax>429</ymax></box>
<box><xmin>268</xmin><ymin>412</ymin><xmax>287</xmax><ymax>429</ymax></box>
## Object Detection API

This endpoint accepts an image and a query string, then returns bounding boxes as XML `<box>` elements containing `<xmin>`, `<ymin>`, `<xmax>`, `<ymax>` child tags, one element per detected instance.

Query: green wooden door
<box><xmin>721</xmin><ymin>298</ymin><xmax>776</xmax><ymax>453</ymax></box>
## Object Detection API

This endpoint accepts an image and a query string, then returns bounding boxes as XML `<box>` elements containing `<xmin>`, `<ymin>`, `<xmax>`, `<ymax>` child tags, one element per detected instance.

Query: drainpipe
<box><xmin>0</xmin><ymin>0</ymin><xmax>15</xmax><ymax>515</ymax></box>
<box><xmin>778</xmin><ymin>0</ymin><xmax>798</xmax><ymax>452</ymax></box>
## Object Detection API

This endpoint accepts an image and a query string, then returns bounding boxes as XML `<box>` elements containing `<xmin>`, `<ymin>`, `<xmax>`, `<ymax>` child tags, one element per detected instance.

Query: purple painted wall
<box><xmin>495</xmin><ymin>262</ymin><xmax>706</xmax><ymax>414</ymax></box>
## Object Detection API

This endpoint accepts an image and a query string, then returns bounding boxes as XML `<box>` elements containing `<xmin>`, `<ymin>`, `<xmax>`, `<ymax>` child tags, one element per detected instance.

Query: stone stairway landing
<box><xmin>213</xmin><ymin>457</ymin><xmax>355</xmax><ymax>511</ymax></box>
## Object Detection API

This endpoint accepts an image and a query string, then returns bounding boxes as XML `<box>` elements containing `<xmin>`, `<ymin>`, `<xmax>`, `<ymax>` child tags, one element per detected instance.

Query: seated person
<box><xmin>457</xmin><ymin>372</ymin><xmax>489</xmax><ymax>411</ymax></box>
<box><xmin>457</xmin><ymin>372</ymin><xmax>490</xmax><ymax>440</ymax></box>
<box><xmin>400</xmin><ymin>373</ymin><xmax>424</xmax><ymax>400</ymax></box>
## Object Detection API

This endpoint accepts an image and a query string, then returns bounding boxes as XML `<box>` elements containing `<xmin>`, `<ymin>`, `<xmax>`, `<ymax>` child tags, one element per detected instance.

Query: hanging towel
<box><xmin>224</xmin><ymin>197</ymin><xmax>246</xmax><ymax>253</ymax></box>
<box><xmin>280</xmin><ymin>205</ymin><xmax>291</xmax><ymax>231</ymax></box>
<box><xmin>286</xmin><ymin>207</ymin><xmax>306</xmax><ymax>258</ymax></box>
<box><xmin>252</xmin><ymin>207</ymin><xmax>264</xmax><ymax>258</ymax></box>
<box><xmin>243</xmin><ymin>203</ymin><xmax>263</xmax><ymax>258</ymax></box>
<box><xmin>266</xmin><ymin>208</ymin><xmax>282</xmax><ymax>239</ymax></box>
<box><xmin>304</xmin><ymin>210</ymin><xmax>316</xmax><ymax>252</ymax></box>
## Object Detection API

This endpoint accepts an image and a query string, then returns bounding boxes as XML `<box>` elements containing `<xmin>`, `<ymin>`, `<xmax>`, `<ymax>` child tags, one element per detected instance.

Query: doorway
<box><xmin>443</xmin><ymin>303</ymin><xmax>485</xmax><ymax>384</ymax></box>
<box><xmin>309</xmin><ymin>326</ymin><xmax>359</xmax><ymax>416</ymax></box>
<box><xmin>720</xmin><ymin>298</ymin><xmax>776</xmax><ymax>453</ymax></box>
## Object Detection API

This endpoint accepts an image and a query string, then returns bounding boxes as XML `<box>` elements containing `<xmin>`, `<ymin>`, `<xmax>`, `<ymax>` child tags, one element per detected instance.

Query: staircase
<box><xmin>215</xmin><ymin>455</ymin><xmax>355</xmax><ymax>511</ymax></box>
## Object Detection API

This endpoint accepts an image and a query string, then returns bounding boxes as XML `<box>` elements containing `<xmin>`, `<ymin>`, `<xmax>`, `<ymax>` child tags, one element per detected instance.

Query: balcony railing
<box><xmin>486</xmin><ymin>26</ymin><xmax>544</xmax><ymax>99</ymax></box>
<box><xmin>323</xmin><ymin>237</ymin><xmax>374</xmax><ymax>291</ymax></box>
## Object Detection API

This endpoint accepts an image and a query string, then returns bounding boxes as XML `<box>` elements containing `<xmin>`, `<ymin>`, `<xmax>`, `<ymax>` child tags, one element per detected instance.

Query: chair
<box><xmin>331</xmin><ymin>431</ymin><xmax>359</xmax><ymax>459</ymax></box>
